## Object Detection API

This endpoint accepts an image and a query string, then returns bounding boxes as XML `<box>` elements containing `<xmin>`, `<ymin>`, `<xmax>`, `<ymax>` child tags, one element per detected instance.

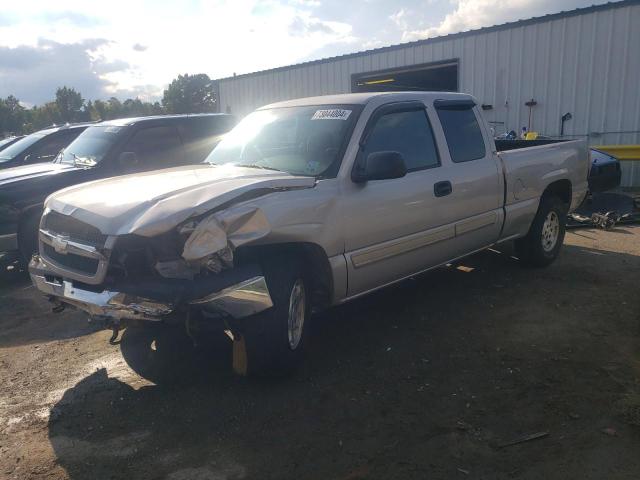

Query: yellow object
<box><xmin>363</xmin><ymin>78</ymin><xmax>395</xmax><ymax>85</ymax></box>
<box><xmin>525</xmin><ymin>132</ymin><xmax>539</xmax><ymax>140</ymax></box>
<box><xmin>592</xmin><ymin>145</ymin><xmax>640</xmax><ymax>161</ymax></box>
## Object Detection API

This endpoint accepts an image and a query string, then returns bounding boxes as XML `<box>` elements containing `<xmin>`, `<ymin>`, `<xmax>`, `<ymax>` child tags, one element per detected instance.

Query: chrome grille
<box><xmin>43</xmin><ymin>243</ymin><xmax>100</xmax><ymax>275</ymax></box>
<box><xmin>44</xmin><ymin>211</ymin><xmax>107</xmax><ymax>246</ymax></box>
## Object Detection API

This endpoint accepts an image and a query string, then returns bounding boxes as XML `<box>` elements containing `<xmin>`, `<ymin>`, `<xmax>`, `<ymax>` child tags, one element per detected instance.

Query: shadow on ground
<box><xmin>45</xmin><ymin>240</ymin><xmax>640</xmax><ymax>479</ymax></box>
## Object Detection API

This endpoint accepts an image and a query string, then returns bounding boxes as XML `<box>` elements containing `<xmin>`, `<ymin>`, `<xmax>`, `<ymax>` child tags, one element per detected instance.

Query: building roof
<box><xmin>215</xmin><ymin>0</ymin><xmax>639</xmax><ymax>82</ymax></box>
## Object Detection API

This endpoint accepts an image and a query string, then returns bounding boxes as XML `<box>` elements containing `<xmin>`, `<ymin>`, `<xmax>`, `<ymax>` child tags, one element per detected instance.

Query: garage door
<box><xmin>352</xmin><ymin>60</ymin><xmax>458</xmax><ymax>93</ymax></box>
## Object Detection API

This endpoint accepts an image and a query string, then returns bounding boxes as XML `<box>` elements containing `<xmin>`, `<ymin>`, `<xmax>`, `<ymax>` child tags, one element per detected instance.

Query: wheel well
<box><xmin>542</xmin><ymin>180</ymin><xmax>572</xmax><ymax>209</ymax></box>
<box><xmin>235</xmin><ymin>242</ymin><xmax>334</xmax><ymax>311</ymax></box>
<box><xmin>17</xmin><ymin>206</ymin><xmax>43</xmax><ymax>242</ymax></box>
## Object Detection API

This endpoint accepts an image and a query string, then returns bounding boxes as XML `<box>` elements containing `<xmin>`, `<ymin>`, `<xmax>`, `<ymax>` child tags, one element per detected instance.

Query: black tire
<box><xmin>120</xmin><ymin>323</ymin><xmax>196</xmax><ymax>385</ymax></box>
<box><xmin>235</xmin><ymin>256</ymin><xmax>311</xmax><ymax>377</ymax></box>
<box><xmin>18</xmin><ymin>210</ymin><xmax>41</xmax><ymax>264</ymax></box>
<box><xmin>515</xmin><ymin>195</ymin><xmax>567</xmax><ymax>267</ymax></box>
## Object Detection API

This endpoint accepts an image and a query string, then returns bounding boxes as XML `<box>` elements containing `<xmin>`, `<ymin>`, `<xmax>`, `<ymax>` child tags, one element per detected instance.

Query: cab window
<box><xmin>363</xmin><ymin>109</ymin><xmax>440</xmax><ymax>172</ymax></box>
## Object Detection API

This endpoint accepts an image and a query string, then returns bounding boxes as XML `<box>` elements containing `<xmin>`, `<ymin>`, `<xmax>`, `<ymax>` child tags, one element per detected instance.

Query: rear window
<box><xmin>436</xmin><ymin>107</ymin><xmax>486</xmax><ymax>163</ymax></box>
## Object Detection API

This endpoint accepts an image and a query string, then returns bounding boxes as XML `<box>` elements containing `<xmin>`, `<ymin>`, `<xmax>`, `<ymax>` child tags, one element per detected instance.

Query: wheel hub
<box><xmin>541</xmin><ymin>211</ymin><xmax>560</xmax><ymax>252</ymax></box>
<box><xmin>287</xmin><ymin>279</ymin><xmax>306</xmax><ymax>350</ymax></box>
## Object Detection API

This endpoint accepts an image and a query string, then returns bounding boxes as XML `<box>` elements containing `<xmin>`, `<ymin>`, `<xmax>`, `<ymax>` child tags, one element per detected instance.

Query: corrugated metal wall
<box><xmin>217</xmin><ymin>1</ymin><xmax>640</xmax><ymax>186</ymax></box>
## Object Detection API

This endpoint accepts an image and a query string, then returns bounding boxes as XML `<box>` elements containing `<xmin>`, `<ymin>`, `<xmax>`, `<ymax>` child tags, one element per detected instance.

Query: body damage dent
<box><xmin>45</xmin><ymin>165</ymin><xmax>316</xmax><ymax>237</ymax></box>
<box><xmin>182</xmin><ymin>206</ymin><xmax>271</xmax><ymax>263</ymax></box>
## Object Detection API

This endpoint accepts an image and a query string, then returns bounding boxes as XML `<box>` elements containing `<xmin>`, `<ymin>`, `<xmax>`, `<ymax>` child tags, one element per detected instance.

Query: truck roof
<box><xmin>99</xmin><ymin>113</ymin><xmax>232</xmax><ymax>127</ymax></box>
<box><xmin>261</xmin><ymin>91</ymin><xmax>474</xmax><ymax>109</ymax></box>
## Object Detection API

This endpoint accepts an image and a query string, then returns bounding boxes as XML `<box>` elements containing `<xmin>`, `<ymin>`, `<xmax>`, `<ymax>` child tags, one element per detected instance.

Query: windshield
<box><xmin>56</xmin><ymin>125</ymin><xmax>124</xmax><ymax>167</ymax></box>
<box><xmin>0</xmin><ymin>136</ymin><xmax>19</xmax><ymax>148</ymax></box>
<box><xmin>0</xmin><ymin>133</ymin><xmax>43</xmax><ymax>162</ymax></box>
<box><xmin>205</xmin><ymin>105</ymin><xmax>360</xmax><ymax>177</ymax></box>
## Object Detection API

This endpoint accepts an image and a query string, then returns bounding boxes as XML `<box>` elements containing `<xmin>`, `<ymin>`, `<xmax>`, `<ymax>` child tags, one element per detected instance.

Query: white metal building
<box><xmin>215</xmin><ymin>0</ymin><xmax>640</xmax><ymax>186</ymax></box>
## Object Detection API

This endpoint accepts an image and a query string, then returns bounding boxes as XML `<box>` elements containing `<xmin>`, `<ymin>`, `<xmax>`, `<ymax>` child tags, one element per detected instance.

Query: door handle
<box><xmin>434</xmin><ymin>181</ymin><xmax>452</xmax><ymax>197</ymax></box>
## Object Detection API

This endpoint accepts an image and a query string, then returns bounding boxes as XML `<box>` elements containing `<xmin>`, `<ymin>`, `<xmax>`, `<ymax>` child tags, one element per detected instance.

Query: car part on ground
<box><xmin>567</xmin><ymin>191</ymin><xmax>640</xmax><ymax>230</ymax></box>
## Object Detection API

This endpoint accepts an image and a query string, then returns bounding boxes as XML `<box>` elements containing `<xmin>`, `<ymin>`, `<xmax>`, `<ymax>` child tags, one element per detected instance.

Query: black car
<box><xmin>0</xmin><ymin>124</ymin><xmax>94</xmax><ymax>170</ymax></box>
<box><xmin>0</xmin><ymin>135</ymin><xmax>25</xmax><ymax>152</ymax></box>
<box><xmin>0</xmin><ymin>113</ymin><xmax>235</xmax><ymax>262</ymax></box>
<box><xmin>589</xmin><ymin>148</ymin><xmax>622</xmax><ymax>192</ymax></box>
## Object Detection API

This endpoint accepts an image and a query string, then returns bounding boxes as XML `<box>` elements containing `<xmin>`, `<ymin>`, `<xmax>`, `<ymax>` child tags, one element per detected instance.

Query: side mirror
<box><xmin>117</xmin><ymin>151</ymin><xmax>139</xmax><ymax>171</ymax></box>
<box><xmin>352</xmin><ymin>151</ymin><xmax>407</xmax><ymax>183</ymax></box>
<box><xmin>22</xmin><ymin>154</ymin><xmax>32</xmax><ymax>164</ymax></box>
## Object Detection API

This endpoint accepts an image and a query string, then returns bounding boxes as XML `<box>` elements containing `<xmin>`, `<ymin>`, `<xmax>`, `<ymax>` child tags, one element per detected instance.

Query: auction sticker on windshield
<box><xmin>312</xmin><ymin>109</ymin><xmax>352</xmax><ymax>120</ymax></box>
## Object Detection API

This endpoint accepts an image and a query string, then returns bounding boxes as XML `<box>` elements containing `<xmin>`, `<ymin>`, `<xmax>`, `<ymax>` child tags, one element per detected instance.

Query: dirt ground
<box><xmin>0</xmin><ymin>226</ymin><xmax>639</xmax><ymax>480</ymax></box>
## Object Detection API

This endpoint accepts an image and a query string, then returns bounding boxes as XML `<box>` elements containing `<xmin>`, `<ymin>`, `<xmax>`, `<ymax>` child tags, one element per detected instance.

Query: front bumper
<box><xmin>29</xmin><ymin>256</ymin><xmax>273</xmax><ymax>322</ymax></box>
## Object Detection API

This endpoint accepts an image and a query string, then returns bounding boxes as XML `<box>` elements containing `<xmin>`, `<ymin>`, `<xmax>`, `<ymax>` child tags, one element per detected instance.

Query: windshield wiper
<box><xmin>235</xmin><ymin>163</ymin><xmax>283</xmax><ymax>172</ymax></box>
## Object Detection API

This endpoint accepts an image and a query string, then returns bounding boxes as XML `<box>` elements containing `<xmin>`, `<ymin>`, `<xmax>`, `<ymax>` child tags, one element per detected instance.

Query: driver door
<box><xmin>342</xmin><ymin>102</ymin><xmax>458</xmax><ymax>296</ymax></box>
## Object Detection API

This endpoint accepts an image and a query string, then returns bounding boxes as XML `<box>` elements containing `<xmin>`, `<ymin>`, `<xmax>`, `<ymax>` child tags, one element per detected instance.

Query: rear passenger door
<box><xmin>179</xmin><ymin>116</ymin><xmax>236</xmax><ymax>163</ymax></box>
<box><xmin>432</xmin><ymin>99</ymin><xmax>503</xmax><ymax>259</ymax></box>
<box><xmin>120</xmin><ymin>125</ymin><xmax>185</xmax><ymax>171</ymax></box>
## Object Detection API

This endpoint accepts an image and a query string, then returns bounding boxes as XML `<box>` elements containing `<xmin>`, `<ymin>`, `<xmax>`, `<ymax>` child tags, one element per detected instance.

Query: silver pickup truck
<box><xmin>29</xmin><ymin>92</ymin><xmax>589</xmax><ymax>379</ymax></box>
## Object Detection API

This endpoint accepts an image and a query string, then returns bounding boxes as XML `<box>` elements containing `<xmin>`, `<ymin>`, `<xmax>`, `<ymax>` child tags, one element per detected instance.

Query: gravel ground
<box><xmin>0</xmin><ymin>226</ymin><xmax>639</xmax><ymax>480</ymax></box>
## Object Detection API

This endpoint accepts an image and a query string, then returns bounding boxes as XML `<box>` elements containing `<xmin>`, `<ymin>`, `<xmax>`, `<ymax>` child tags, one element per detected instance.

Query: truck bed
<box><xmin>497</xmin><ymin>138</ymin><xmax>590</xmax><ymax>241</ymax></box>
<box><xmin>494</xmin><ymin>138</ymin><xmax>570</xmax><ymax>152</ymax></box>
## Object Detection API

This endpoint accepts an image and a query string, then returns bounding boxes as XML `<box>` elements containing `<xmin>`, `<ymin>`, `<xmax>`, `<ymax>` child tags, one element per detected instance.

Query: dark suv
<box><xmin>0</xmin><ymin>123</ymin><xmax>94</xmax><ymax>170</ymax></box>
<box><xmin>0</xmin><ymin>113</ymin><xmax>235</xmax><ymax>263</ymax></box>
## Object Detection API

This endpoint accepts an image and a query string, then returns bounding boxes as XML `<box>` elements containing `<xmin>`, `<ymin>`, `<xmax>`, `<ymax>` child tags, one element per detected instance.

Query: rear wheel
<box><xmin>233</xmin><ymin>256</ymin><xmax>311</xmax><ymax>377</ymax></box>
<box><xmin>515</xmin><ymin>195</ymin><xmax>567</xmax><ymax>267</ymax></box>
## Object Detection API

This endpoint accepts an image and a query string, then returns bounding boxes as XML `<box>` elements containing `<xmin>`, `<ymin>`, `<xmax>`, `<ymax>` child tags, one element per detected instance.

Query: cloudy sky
<box><xmin>0</xmin><ymin>0</ymin><xmax>607</xmax><ymax>105</ymax></box>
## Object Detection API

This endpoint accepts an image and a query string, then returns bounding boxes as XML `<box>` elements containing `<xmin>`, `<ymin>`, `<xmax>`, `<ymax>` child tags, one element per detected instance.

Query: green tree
<box><xmin>55</xmin><ymin>86</ymin><xmax>85</xmax><ymax>123</ymax></box>
<box><xmin>162</xmin><ymin>73</ymin><xmax>218</xmax><ymax>114</ymax></box>
<box><xmin>0</xmin><ymin>95</ymin><xmax>26</xmax><ymax>134</ymax></box>
<box><xmin>31</xmin><ymin>102</ymin><xmax>62</xmax><ymax>129</ymax></box>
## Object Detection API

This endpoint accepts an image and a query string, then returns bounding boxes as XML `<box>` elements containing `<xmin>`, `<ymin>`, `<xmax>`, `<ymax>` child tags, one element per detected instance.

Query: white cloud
<box><xmin>0</xmin><ymin>0</ymin><xmax>354</xmax><ymax>103</ymax></box>
<box><xmin>390</xmin><ymin>8</ymin><xmax>410</xmax><ymax>31</ymax></box>
<box><xmin>402</xmin><ymin>0</ymin><xmax>603</xmax><ymax>41</ymax></box>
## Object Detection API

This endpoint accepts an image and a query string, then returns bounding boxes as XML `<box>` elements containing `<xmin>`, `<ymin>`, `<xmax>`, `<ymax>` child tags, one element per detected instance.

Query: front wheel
<box><xmin>233</xmin><ymin>256</ymin><xmax>311</xmax><ymax>377</ymax></box>
<box><xmin>120</xmin><ymin>324</ymin><xmax>196</xmax><ymax>385</ymax></box>
<box><xmin>515</xmin><ymin>195</ymin><xmax>567</xmax><ymax>267</ymax></box>
<box><xmin>18</xmin><ymin>210</ymin><xmax>42</xmax><ymax>264</ymax></box>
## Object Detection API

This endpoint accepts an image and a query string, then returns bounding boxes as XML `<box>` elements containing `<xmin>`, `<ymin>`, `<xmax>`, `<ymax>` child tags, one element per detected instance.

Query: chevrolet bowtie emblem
<box><xmin>52</xmin><ymin>235</ymin><xmax>70</xmax><ymax>254</ymax></box>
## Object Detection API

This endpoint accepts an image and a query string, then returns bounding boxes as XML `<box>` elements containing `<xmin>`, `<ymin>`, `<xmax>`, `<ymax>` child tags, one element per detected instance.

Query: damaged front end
<box><xmin>29</xmin><ymin>205</ymin><xmax>274</xmax><ymax>323</ymax></box>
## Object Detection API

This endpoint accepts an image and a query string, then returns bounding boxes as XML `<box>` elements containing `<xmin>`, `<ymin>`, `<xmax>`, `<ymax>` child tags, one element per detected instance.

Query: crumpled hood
<box><xmin>46</xmin><ymin>164</ymin><xmax>316</xmax><ymax>237</ymax></box>
<box><xmin>0</xmin><ymin>162</ymin><xmax>77</xmax><ymax>186</ymax></box>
